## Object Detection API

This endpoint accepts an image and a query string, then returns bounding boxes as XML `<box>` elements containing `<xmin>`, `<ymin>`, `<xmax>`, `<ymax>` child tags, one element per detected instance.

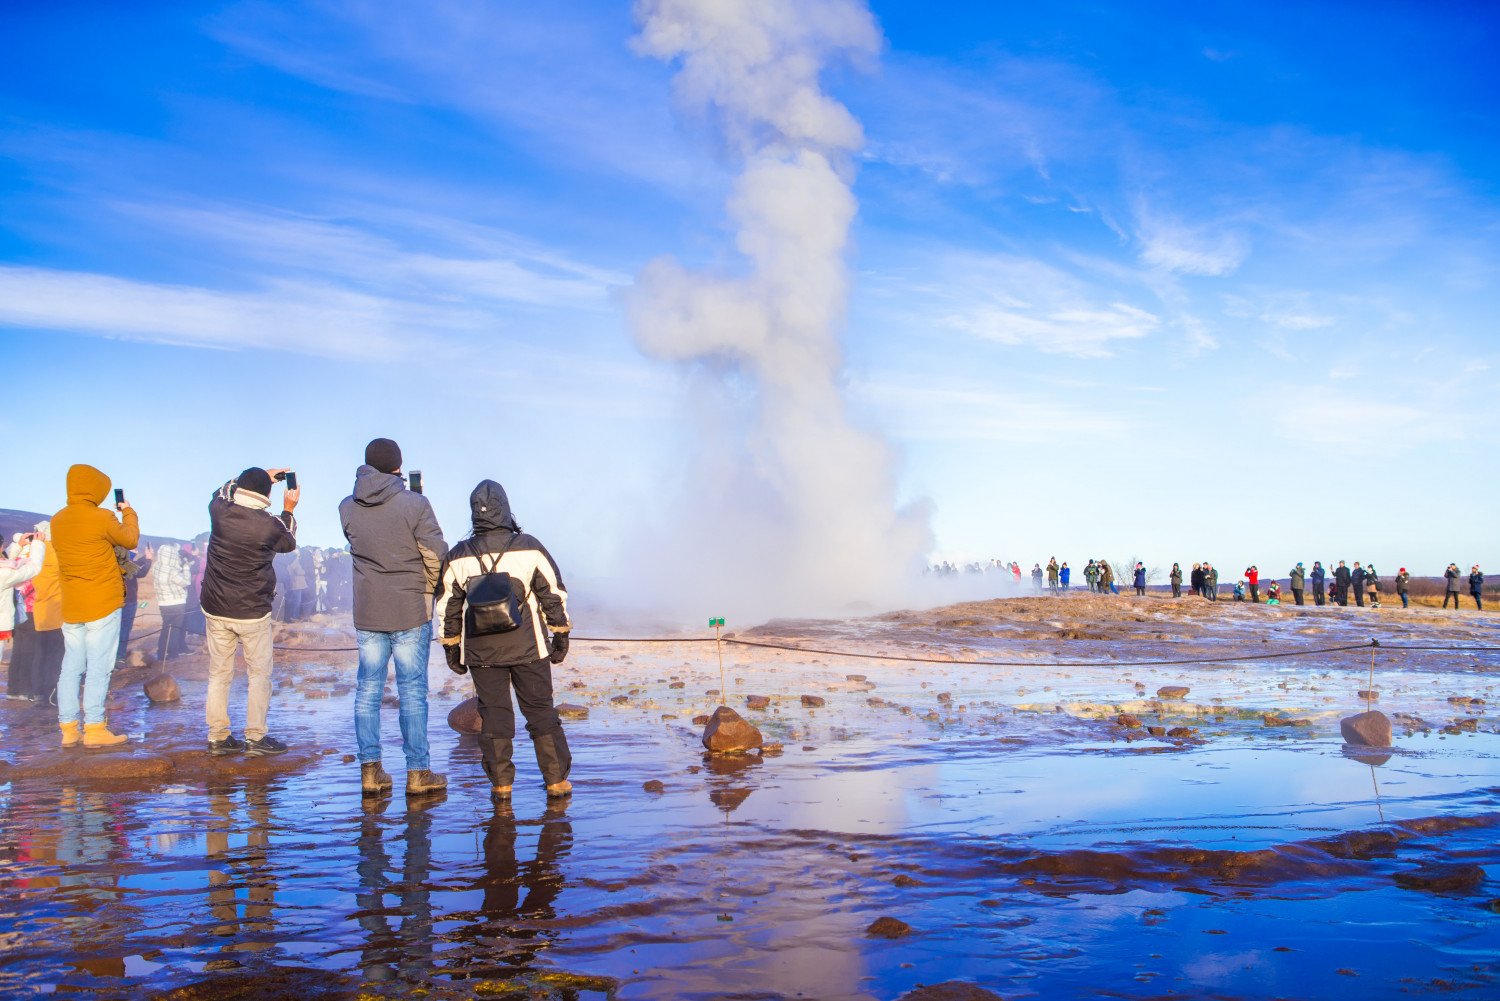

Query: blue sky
<box><xmin>2</xmin><ymin>0</ymin><xmax>1496</xmax><ymax>591</ymax></box>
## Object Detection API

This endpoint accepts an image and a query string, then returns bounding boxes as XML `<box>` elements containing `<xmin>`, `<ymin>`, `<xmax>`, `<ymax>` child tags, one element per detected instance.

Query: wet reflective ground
<box><xmin>1</xmin><ymin>596</ymin><xmax>1497</xmax><ymax>999</ymax></box>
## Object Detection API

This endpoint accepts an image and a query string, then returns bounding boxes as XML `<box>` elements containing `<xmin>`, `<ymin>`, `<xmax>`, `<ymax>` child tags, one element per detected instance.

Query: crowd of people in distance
<box><xmin>925</xmin><ymin>555</ymin><xmax>1486</xmax><ymax>611</ymax></box>
<box><xmin>0</xmin><ymin>438</ymin><xmax>574</xmax><ymax>806</ymax></box>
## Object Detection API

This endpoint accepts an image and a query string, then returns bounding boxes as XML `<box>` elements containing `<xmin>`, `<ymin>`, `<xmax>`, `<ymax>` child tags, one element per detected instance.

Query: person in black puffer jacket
<box><xmin>435</xmin><ymin>480</ymin><xmax>573</xmax><ymax>803</ymax></box>
<box><xmin>200</xmin><ymin>467</ymin><xmax>298</xmax><ymax>757</ymax></box>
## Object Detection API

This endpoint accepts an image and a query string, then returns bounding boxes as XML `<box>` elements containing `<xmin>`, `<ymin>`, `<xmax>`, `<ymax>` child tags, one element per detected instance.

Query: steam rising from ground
<box><xmin>627</xmin><ymin>0</ymin><xmax>932</xmax><ymax>620</ymax></box>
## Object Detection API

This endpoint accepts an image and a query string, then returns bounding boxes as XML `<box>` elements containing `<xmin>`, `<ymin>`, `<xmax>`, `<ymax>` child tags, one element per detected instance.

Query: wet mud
<box><xmin>2</xmin><ymin>593</ymin><xmax>1498</xmax><ymax>999</ymax></box>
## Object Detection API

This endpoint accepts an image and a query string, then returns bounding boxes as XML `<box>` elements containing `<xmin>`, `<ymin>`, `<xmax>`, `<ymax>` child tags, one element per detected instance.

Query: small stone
<box><xmin>447</xmin><ymin>697</ymin><xmax>482</xmax><ymax>734</ymax></box>
<box><xmin>557</xmin><ymin>703</ymin><xmax>589</xmax><ymax>720</ymax></box>
<box><xmin>1393</xmin><ymin>863</ymin><xmax>1485</xmax><ymax>894</ymax></box>
<box><xmin>1167</xmin><ymin>726</ymin><xmax>1196</xmax><ymax>738</ymax></box>
<box><xmin>1264</xmin><ymin>713</ymin><xmax>1311</xmax><ymax>728</ymax></box>
<box><xmin>937</xmin><ymin>692</ymin><xmax>952</xmax><ymax>703</ymax></box>
<box><xmin>895</xmin><ymin>981</ymin><xmax>1005</xmax><ymax>1001</ymax></box>
<box><xmin>143</xmin><ymin>673</ymin><xmax>181</xmax><ymax>703</ymax></box>
<box><xmin>661</xmin><ymin>713</ymin><xmax>677</xmax><ymax>721</ymax></box>
<box><xmin>800</xmin><ymin>694</ymin><xmax>826</xmax><ymax>708</ymax></box>
<box><xmin>610</xmin><ymin>695</ymin><xmax>630</xmax><ymax>705</ymax></box>
<box><xmin>1146</xmin><ymin>726</ymin><xmax>1166</xmax><ymax>736</ymax></box>
<box><xmin>866</xmin><ymin>916</ymin><xmax>911</xmax><ymax>939</ymax></box>
<box><xmin>892</xmin><ymin>874</ymin><xmax>922</xmax><ymax>887</ymax></box>
<box><xmin>745</xmin><ymin>695</ymin><xmax>770</xmax><ymax>710</ymax></box>
<box><xmin>341</xmin><ymin>753</ymin><xmax>356</xmax><ymax>764</ymax></box>
<box><xmin>1340</xmin><ymin>710</ymin><xmax>1393</xmax><ymax>748</ymax></box>
<box><xmin>642</xmin><ymin>780</ymin><xmax>665</xmax><ymax>794</ymax></box>
<box><xmin>669</xmin><ymin>681</ymin><xmax>685</xmax><ymax>689</ymax></box>
<box><xmin>691</xmin><ymin>714</ymin><xmax>711</xmax><ymax>726</ymax></box>
<box><xmin>702</xmin><ymin>706</ymin><xmax>763</xmax><ymax>755</ymax></box>
<box><xmin>1117</xmin><ymin>714</ymin><xmax>1142</xmax><ymax>728</ymax></box>
<box><xmin>761</xmin><ymin>743</ymin><xmax>784</xmax><ymax>756</ymax></box>
<box><xmin>1358</xmin><ymin>690</ymin><xmax>1379</xmax><ymax>700</ymax></box>
<box><xmin>846</xmin><ymin>674</ymin><xmax>866</xmax><ymax>682</ymax></box>
<box><xmin>1156</xmin><ymin>686</ymin><xmax>1190</xmax><ymax>699</ymax></box>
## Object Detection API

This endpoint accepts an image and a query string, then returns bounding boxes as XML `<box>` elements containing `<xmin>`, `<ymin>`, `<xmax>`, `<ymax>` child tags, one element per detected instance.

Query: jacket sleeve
<box><xmin>412</xmin><ymin>498</ymin><xmax>448</xmax><ymax>592</ymax></box>
<box><xmin>0</xmin><ymin>540</ymin><xmax>45</xmax><ymax>590</ymax></box>
<box><xmin>266</xmin><ymin>511</ymin><xmax>298</xmax><ymax>554</ymax></box>
<box><xmin>105</xmin><ymin>507</ymin><xmax>141</xmax><ymax>549</ymax></box>
<box><xmin>528</xmin><ymin>540</ymin><xmax>570</xmax><ymax>633</ymax></box>
<box><xmin>434</xmin><ymin>551</ymin><xmax>466</xmax><ymax>646</ymax></box>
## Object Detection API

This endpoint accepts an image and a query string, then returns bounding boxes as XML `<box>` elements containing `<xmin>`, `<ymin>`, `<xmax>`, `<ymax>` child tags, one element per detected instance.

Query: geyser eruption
<box><xmin>628</xmin><ymin>0</ymin><xmax>932</xmax><ymax>617</ymax></box>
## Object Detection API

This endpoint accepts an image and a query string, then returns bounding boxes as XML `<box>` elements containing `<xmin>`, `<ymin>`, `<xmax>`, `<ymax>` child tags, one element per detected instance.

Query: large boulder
<box><xmin>702</xmin><ymin>706</ymin><xmax>763</xmax><ymax>755</ymax></box>
<box><xmin>1341</xmin><ymin>710</ymin><xmax>1393</xmax><ymax>748</ymax></box>
<box><xmin>447</xmin><ymin>698</ymin><xmax>483</xmax><ymax>734</ymax></box>
<box><xmin>143</xmin><ymin>674</ymin><xmax>181</xmax><ymax>703</ymax></box>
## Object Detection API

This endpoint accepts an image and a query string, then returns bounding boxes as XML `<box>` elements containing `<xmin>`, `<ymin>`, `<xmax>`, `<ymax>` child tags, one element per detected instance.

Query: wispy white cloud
<box><xmin>1133</xmin><ymin>203</ymin><xmax>1249</xmax><ymax>277</ymax></box>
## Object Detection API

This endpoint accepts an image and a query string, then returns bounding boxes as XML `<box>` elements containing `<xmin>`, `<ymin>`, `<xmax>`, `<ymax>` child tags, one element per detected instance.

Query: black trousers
<box><xmin>1353</xmin><ymin>585</ymin><xmax>1364</xmax><ymax>607</ymax></box>
<box><xmin>471</xmin><ymin>658</ymin><xmax>571</xmax><ymax>788</ymax></box>
<box><xmin>1249</xmin><ymin>584</ymin><xmax>1259</xmax><ymax>603</ymax></box>
<box><xmin>1443</xmin><ymin>592</ymin><xmax>1459</xmax><ymax>608</ymax></box>
<box><xmin>158</xmin><ymin>604</ymin><xmax>189</xmax><ymax>661</ymax></box>
<box><xmin>1471</xmin><ymin>592</ymin><xmax>1483</xmax><ymax>611</ymax></box>
<box><xmin>8</xmin><ymin>617</ymin><xmax>38</xmax><ymax>698</ymax></box>
<box><xmin>1313</xmin><ymin>582</ymin><xmax>1325</xmax><ymax>605</ymax></box>
<box><xmin>11</xmin><ymin>622</ymin><xmax>63</xmax><ymax>701</ymax></box>
<box><xmin>1292</xmin><ymin>588</ymin><xmax>1304</xmax><ymax>606</ymax></box>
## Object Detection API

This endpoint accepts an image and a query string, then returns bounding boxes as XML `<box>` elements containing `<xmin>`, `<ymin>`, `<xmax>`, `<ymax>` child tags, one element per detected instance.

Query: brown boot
<box><xmin>82</xmin><ymin>722</ymin><xmax>128</xmax><ymax>748</ymax></box>
<box><xmin>406</xmin><ymin>769</ymin><xmax>447</xmax><ymax>796</ymax></box>
<box><xmin>546</xmin><ymin>779</ymin><xmax>573</xmax><ymax>799</ymax></box>
<box><xmin>59</xmin><ymin>721</ymin><xmax>80</xmax><ymax>748</ymax></box>
<box><xmin>491</xmin><ymin>785</ymin><xmax>512</xmax><ymax>805</ymax></box>
<box><xmin>361</xmin><ymin>762</ymin><xmax>393</xmax><ymax>796</ymax></box>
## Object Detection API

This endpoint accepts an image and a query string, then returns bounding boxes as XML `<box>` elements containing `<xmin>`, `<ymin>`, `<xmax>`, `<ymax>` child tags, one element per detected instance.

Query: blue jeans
<box><xmin>58</xmin><ymin>609</ymin><xmax>122</xmax><ymax>726</ymax></box>
<box><xmin>355</xmin><ymin>623</ymin><xmax>431</xmax><ymax>769</ymax></box>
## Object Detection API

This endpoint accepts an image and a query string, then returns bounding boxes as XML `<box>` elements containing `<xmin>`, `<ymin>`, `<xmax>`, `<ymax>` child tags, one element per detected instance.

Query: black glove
<box><xmin>444</xmin><ymin>643</ymin><xmax>467</xmax><ymax>675</ymax></box>
<box><xmin>549</xmin><ymin>633</ymin><xmax>569</xmax><ymax>665</ymax></box>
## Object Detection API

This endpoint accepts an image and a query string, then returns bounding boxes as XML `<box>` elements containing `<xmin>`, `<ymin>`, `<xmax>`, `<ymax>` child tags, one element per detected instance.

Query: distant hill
<box><xmin>0</xmin><ymin>508</ymin><xmax>190</xmax><ymax>551</ymax></box>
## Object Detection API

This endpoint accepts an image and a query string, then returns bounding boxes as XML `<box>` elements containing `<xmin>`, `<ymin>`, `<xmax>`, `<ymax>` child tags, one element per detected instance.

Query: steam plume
<box><xmin>627</xmin><ymin>0</ymin><xmax>932</xmax><ymax>618</ymax></box>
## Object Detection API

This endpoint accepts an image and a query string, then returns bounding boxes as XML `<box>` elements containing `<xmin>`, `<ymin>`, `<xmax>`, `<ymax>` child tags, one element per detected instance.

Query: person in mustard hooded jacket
<box><xmin>50</xmin><ymin>464</ymin><xmax>139</xmax><ymax>748</ymax></box>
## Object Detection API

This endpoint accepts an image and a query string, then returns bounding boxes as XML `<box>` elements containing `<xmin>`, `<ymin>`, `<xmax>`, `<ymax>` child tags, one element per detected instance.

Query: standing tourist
<box><xmin>200</xmin><ymin>468</ymin><xmax>300</xmax><ymax>757</ymax></box>
<box><xmin>1334</xmin><ymin>561</ymin><xmax>1351</xmax><ymax>606</ymax></box>
<box><xmin>1443</xmin><ymin>563</ymin><xmax>1462</xmax><ymax>609</ymax></box>
<box><xmin>1351</xmin><ymin>562</ymin><xmax>1366</xmax><ymax>608</ymax></box>
<box><xmin>1310</xmin><ymin>561</ymin><xmax>1326</xmax><ymax>606</ymax></box>
<box><xmin>1245</xmin><ymin>566</ymin><xmax>1260</xmax><ymax>604</ymax></box>
<box><xmin>1365</xmin><ymin>565</ymin><xmax>1380</xmax><ymax>608</ymax></box>
<box><xmin>340</xmin><ymin>438</ymin><xmax>449</xmax><ymax>798</ymax></box>
<box><xmin>1470</xmin><ymin>565</ymin><xmax>1485</xmax><ymax>610</ymax></box>
<box><xmin>1169</xmin><ymin>563</ymin><xmax>1182</xmax><ymax>598</ymax></box>
<box><xmin>153</xmin><ymin>543</ymin><xmax>192</xmax><ymax>661</ymax></box>
<box><xmin>1060</xmin><ymin>562</ymin><xmax>1071</xmax><ymax>590</ymax></box>
<box><xmin>1046</xmin><ymin>558</ymin><xmax>1059</xmax><ymax>595</ymax></box>
<box><xmin>435</xmin><ymin>480</ymin><xmax>574</xmax><ymax>803</ymax></box>
<box><xmin>52</xmin><ymin>464</ymin><xmax>139</xmax><ymax>748</ymax></box>
<box><xmin>1132</xmin><ymin>562</ymin><xmax>1146</xmax><ymax>596</ymax></box>
<box><xmin>1</xmin><ymin>533</ymin><xmax>46</xmax><ymax>696</ymax></box>
<box><xmin>1395</xmin><ymin>568</ymin><xmax>1410</xmax><ymax>608</ymax></box>
<box><xmin>1204</xmin><ymin>563</ymin><xmax>1219</xmax><ymax>601</ymax></box>
<box><xmin>1288</xmin><ymin>563</ymin><xmax>1305</xmax><ymax>606</ymax></box>
<box><xmin>116</xmin><ymin>545</ymin><xmax>152</xmax><ymax>662</ymax></box>
<box><xmin>1085</xmin><ymin>560</ymin><xmax>1099</xmax><ymax>593</ymax></box>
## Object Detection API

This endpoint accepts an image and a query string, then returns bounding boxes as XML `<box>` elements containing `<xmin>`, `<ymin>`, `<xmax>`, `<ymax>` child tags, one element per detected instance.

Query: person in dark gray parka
<box><xmin>339</xmin><ymin>438</ymin><xmax>449</xmax><ymax>798</ymax></box>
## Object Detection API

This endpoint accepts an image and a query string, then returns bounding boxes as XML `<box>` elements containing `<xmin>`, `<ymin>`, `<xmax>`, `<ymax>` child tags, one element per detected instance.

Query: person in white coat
<box><xmin>2</xmin><ymin>534</ymin><xmax>46</xmax><ymax>696</ymax></box>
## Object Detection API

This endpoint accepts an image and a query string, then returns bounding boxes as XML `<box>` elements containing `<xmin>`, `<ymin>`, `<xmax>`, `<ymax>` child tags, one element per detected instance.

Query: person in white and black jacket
<box><xmin>200</xmin><ymin>467</ymin><xmax>298</xmax><ymax>757</ymax></box>
<box><xmin>435</xmin><ymin>479</ymin><xmax>572</xmax><ymax>803</ymax></box>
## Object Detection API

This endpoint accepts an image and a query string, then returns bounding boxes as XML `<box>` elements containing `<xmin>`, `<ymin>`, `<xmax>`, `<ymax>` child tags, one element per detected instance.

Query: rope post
<box><xmin>710</xmin><ymin>617</ymin><xmax>726</xmax><ymax>706</ymax></box>
<box><xmin>1367</xmin><ymin>638</ymin><xmax>1379</xmax><ymax>711</ymax></box>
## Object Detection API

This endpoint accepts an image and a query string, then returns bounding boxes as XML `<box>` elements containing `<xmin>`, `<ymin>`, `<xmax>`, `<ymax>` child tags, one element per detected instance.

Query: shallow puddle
<box><xmin>2</xmin><ymin>599</ymin><xmax>1497</xmax><ymax>999</ymax></box>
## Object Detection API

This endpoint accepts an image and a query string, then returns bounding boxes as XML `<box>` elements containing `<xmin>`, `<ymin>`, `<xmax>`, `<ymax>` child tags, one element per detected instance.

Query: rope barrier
<box><xmin>243</xmin><ymin>634</ymin><xmax>1500</xmax><ymax>669</ymax></box>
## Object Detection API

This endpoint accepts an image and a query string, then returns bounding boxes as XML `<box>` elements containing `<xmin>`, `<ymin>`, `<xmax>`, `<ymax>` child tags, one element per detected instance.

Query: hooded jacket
<box><xmin>1471</xmin><ymin>570</ymin><xmax>1485</xmax><ymax>594</ymax></box>
<box><xmin>1133</xmin><ymin>566</ymin><xmax>1146</xmax><ymax>588</ymax></box>
<box><xmin>1289</xmin><ymin>566</ymin><xmax>1305</xmax><ymax>588</ymax></box>
<box><xmin>339</xmin><ymin>465</ymin><xmax>448</xmax><ymax>632</ymax></box>
<box><xmin>50</xmin><ymin>464</ymin><xmax>140</xmax><ymax>624</ymax></box>
<box><xmin>0</xmin><ymin>540</ymin><xmax>45</xmax><ymax>632</ymax></box>
<box><xmin>201</xmin><ymin>481</ymin><xmax>298</xmax><ymax>621</ymax></box>
<box><xmin>435</xmin><ymin>480</ymin><xmax>570</xmax><ymax>666</ymax></box>
<box><xmin>1445</xmin><ymin>566</ymin><xmax>1461</xmax><ymax>592</ymax></box>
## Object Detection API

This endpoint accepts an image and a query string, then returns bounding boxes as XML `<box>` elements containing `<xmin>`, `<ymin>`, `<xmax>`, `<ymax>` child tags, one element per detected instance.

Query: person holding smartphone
<box><xmin>50</xmin><ymin>464</ymin><xmax>139</xmax><ymax>748</ymax></box>
<box><xmin>199</xmin><ymin>467</ymin><xmax>299</xmax><ymax>757</ymax></box>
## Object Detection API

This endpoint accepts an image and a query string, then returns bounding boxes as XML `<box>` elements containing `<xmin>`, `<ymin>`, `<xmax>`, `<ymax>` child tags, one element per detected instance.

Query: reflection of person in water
<box><xmin>206</xmin><ymin>782</ymin><xmax>277</xmax><ymax>951</ymax></box>
<box><xmin>47</xmin><ymin>786</ymin><xmax>130</xmax><ymax>978</ymax></box>
<box><xmin>448</xmin><ymin>804</ymin><xmax>573</xmax><ymax>980</ymax></box>
<box><xmin>355</xmin><ymin>796</ymin><xmax>440</xmax><ymax>982</ymax></box>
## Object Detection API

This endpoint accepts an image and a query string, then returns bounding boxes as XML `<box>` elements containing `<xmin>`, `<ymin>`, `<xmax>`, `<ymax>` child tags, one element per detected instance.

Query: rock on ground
<box><xmin>745</xmin><ymin>695</ymin><xmax>770</xmax><ymax>710</ymax></box>
<box><xmin>447</xmin><ymin>698</ymin><xmax>482</xmax><ymax>734</ymax></box>
<box><xmin>897</xmin><ymin>983</ymin><xmax>1005</xmax><ymax>1001</ymax></box>
<box><xmin>144</xmin><ymin>674</ymin><xmax>181</xmax><ymax>703</ymax></box>
<box><xmin>643</xmin><ymin>780</ymin><xmax>665</xmax><ymax>794</ymax></box>
<box><xmin>702</xmin><ymin>706</ymin><xmax>763</xmax><ymax>755</ymax></box>
<box><xmin>557</xmin><ymin>704</ymin><xmax>589</xmax><ymax>720</ymax></box>
<box><xmin>1157</xmin><ymin>685</ymin><xmax>1190</xmax><ymax>699</ymax></box>
<box><xmin>867</xmin><ymin>916</ymin><xmax>912</xmax><ymax>939</ymax></box>
<box><xmin>1393</xmin><ymin>863</ymin><xmax>1486</xmax><ymax>894</ymax></box>
<box><xmin>1341</xmin><ymin>710</ymin><xmax>1393</xmax><ymax>748</ymax></box>
<box><xmin>801</xmin><ymin>694</ymin><xmax>826</xmax><ymax>707</ymax></box>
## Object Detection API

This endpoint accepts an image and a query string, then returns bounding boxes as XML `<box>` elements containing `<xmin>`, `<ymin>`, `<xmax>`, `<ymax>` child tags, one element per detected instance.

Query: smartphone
<box><xmin>285</xmin><ymin>471</ymin><xmax>298</xmax><ymax>491</ymax></box>
<box><xmin>113</xmin><ymin>488</ymin><xmax>125</xmax><ymax>507</ymax></box>
<box><xmin>409</xmin><ymin>470</ymin><xmax>423</xmax><ymax>494</ymax></box>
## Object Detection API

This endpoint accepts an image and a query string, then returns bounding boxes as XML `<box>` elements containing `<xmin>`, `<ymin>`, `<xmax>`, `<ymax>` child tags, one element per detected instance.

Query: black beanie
<box><xmin>236</xmin><ymin>467</ymin><xmax>274</xmax><ymax>496</ymax></box>
<box><xmin>364</xmin><ymin>438</ymin><xmax>402</xmax><ymax>474</ymax></box>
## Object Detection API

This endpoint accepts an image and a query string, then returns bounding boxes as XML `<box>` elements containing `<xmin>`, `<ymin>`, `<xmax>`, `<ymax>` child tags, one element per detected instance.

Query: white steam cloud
<box><xmin>626</xmin><ymin>0</ymin><xmax>932</xmax><ymax>619</ymax></box>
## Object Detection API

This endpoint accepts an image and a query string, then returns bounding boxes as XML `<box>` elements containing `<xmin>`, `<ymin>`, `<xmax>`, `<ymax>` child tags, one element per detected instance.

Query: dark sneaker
<box><xmin>244</xmin><ymin>735</ymin><xmax>289</xmax><ymax>757</ymax></box>
<box><xmin>208</xmin><ymin>735</ymin><xmax>246</xmax><ymax>757</ymax></box>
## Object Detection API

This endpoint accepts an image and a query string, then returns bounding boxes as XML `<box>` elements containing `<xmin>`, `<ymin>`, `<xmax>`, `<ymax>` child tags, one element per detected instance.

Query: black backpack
<box><xmin>464</xmin><ymin>537</ymin><xmax>525</xmax><ymax>637</ymax></box>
